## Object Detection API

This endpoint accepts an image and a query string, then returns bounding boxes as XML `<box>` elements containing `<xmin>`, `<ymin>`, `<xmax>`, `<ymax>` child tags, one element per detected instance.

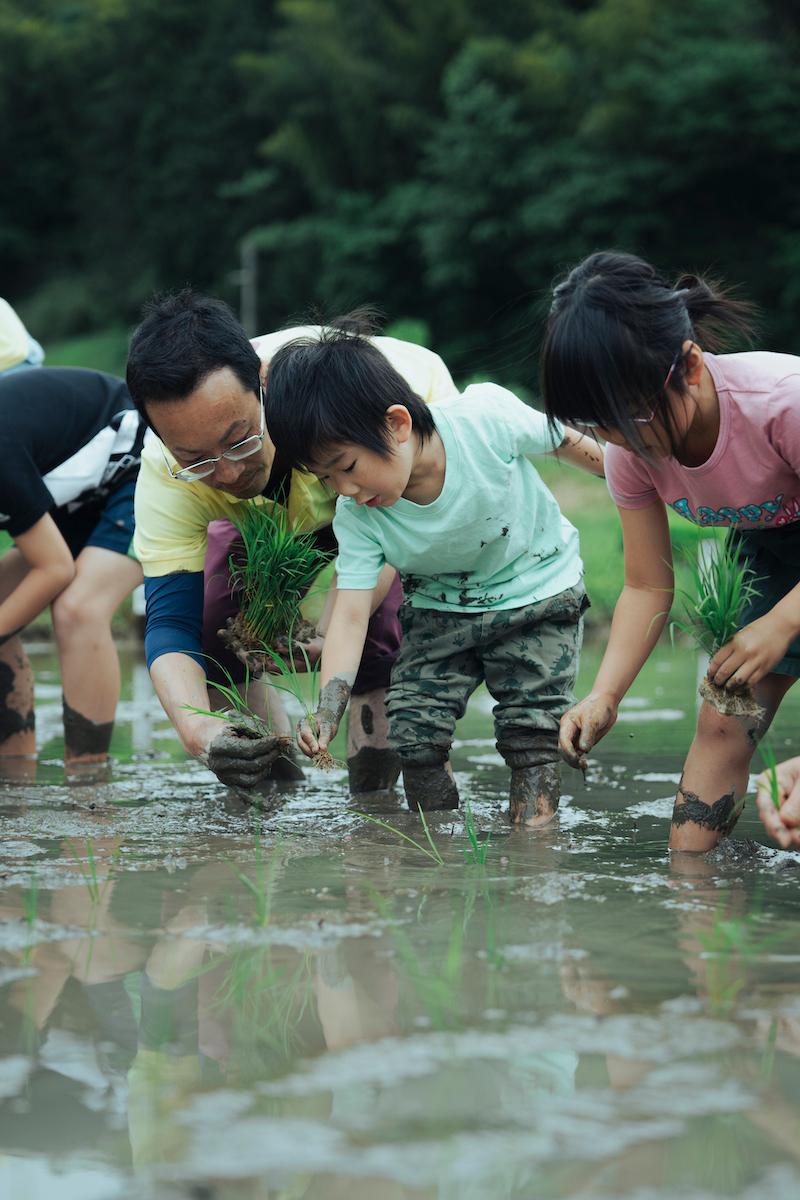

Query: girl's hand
<box><xmin>559</xmin><ymin>692</ymin><xmax>619</xmax><ymax>769</ymax></box>
<box><xmin>755</xmin><ymin>756</ymin><xmax>800</xmax><ymax>849</ymax></box>
<box><xmin>296</xmin><ymin>707</ymin><xmax>339</xmax><ymax>758</ymax></box>
<box><xmin>707</xmin><ymin>611</ymin><xmax>795</xmax><ymax>690</ymax></box>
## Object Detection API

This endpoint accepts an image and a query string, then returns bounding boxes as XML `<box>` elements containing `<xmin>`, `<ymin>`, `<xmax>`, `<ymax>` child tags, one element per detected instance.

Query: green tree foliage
<box><xmin>1</xmin><ymin>0</ymin><xmax>798</xmax><ymax>362</ymax></box>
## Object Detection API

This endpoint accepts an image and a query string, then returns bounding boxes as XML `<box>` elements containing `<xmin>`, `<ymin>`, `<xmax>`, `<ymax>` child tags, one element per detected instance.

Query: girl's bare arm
<box><xmin>548</xmin><ymin>427</ymin><xmax>605</xmax><ymax>478</ymax></box>
<box><xmin>560</xmin><ymin>502</ymin><xmax>673</xmax><ymax>767</ymax></box>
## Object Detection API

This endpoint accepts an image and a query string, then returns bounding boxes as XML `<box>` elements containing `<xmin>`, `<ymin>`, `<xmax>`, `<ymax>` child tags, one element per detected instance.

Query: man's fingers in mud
<box><xmin>209</xmin><ymin>731</ymin><xmax>282</xmax><ymax>762</ymax></box>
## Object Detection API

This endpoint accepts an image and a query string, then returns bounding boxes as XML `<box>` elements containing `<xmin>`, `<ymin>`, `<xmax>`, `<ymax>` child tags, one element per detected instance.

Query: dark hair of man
<box><xmin>264</xmin><ymin>315</ymin><xmax>436</xmax><ymax>471</ymax></box>
<box><xmin>125</xmin><ymin>289</ymin><xmax>261</xmax><ymax>430</ymax></box>
<box><xmin>540</xmin><ymin>250</ymin><xmax>757</xmax><ymax>456</ymax></box>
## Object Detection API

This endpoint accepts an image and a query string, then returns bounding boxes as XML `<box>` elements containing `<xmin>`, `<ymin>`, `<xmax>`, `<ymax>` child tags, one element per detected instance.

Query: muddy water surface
<box><xmin>1</xmin><ymin>644</ymin><xmax>800</xmax><ymax>1199</ymax></box>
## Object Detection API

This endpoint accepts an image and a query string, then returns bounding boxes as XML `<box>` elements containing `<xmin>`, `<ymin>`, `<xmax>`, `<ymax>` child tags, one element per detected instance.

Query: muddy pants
<box><xmin>386</xmin><ymin>584</ymin><xmax>588</xmax><ymax>769</ymax></box>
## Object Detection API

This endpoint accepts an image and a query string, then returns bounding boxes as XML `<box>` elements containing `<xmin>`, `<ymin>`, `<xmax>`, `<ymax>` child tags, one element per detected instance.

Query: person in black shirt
<box><xmin>0</xmin><ymin>368</ymin><xmax>146</xmax><ymax>766</ymax></box>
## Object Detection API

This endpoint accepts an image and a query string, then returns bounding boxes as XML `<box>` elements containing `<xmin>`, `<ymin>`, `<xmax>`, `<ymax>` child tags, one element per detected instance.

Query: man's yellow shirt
<box><xmin>133</xmin><ymin>330</ymin><xmax>458</xmax><ymax>577</ymax></box>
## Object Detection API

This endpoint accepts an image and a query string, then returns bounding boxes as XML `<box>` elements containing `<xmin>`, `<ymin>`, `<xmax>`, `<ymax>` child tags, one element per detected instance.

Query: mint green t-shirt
<box><xmin>333</xmin><ymin>384</ymin><xmax>583</xmax><ymax>611</ymax></box>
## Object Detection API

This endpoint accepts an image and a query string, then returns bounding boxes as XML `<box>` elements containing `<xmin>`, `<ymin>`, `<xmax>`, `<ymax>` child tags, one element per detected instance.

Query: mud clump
<box><xmin>698</xmin><ymin>678</ymin><xmax>764</xmax><ymax>722</ymax></box>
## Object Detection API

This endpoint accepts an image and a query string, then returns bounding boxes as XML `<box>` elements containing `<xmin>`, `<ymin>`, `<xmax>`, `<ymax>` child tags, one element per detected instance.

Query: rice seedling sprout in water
<box><xmin>229</xmin><ymin>826</ymin><xmax>279</xmax><ymax>928</ymax></box>
<box><xmin>462</xmin><ymin>800</ymin><xmax>490</xmax><ymax>866</ymax></box>
<box><xmin>354</xmin><ymin>807</ymin><xmax>445</xmax><ymax>866</ymax></box>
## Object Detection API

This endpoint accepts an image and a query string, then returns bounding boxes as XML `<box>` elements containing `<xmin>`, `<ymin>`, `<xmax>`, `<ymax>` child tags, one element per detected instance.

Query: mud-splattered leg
<box><xmin>61</xmin><ymin>697</ymin><xmax>115</xmax><ymax>763</ymax></box>
<box><xmin>509</xmin><ymin>761</ymin><xmax>561</xmax><ymax>827</ymax></box>
<box><xmin>670</xmin><ymin>672</ymin><xmax>795</xmax><ymax>852</ymax></box>
<box><xmin>0</xmin><ymin>634</ymin><xmax>35</xmax><ymax>758</ymax></box>
<box><xmin>346</xmin><ymin>686</ymin><xmax>401</xmax><ymax>793</ymax></box>
<box><xmin>52</xmin><ymin>546</ymin><xmax>142</xmax><ymax>764</ymax></box>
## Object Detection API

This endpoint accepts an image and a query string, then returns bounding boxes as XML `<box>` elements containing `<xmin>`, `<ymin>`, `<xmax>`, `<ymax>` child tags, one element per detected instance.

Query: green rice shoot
<box><xmin>353</xmin><ymin>807</ymin><xmax>445</xmax><ymax>866</ymax></box>
<box><xmin>671</xmin><ymin>539</ymin><xmax>761</xmax><ymax>657</ymax></box>
<box><xmin>230</xmin><ymin>504</ymin><xmax>332</xmax><ymax>649</ymax></box>
<box><xmin>462</xmin><ymin>800</ymin><xmax>490</xmax><ymax>866</ymax></box>
<box><xmin>759</xmin><ymin>741</ymin><xmax>781</xmax><ymax>812</ymax></box>
<box><xmin>183</xmin><ymin>661</ymin><xmax>273</xmax><ymax>738</ymax></box>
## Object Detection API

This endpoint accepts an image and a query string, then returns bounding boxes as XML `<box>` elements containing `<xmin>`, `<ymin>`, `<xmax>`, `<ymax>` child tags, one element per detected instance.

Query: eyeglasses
<box><xmin>161</xmin><ymin>386</ymin><xmax>265</xmax><ymax>483</ymax></box>
<box><xmin>573</xmin><ymin>346</ymin><xmax>686</xmax><ymax>431</ymax></box>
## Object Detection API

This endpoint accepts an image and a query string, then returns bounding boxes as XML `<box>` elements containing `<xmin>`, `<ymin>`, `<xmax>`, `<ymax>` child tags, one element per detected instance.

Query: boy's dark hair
<box><xmin>126</xmin><ymin>289</ymin><xmax>261</xmax><ymax>429</ymax></box>
<box><xmin>265</xmin><ymin>315</ymin><xmax>436</xmax><ymax>470</ymax></box>
<box><xmin>540</xmin><ymin>250</ymin><xmax>757</xmax><ymax>455</ymax></box>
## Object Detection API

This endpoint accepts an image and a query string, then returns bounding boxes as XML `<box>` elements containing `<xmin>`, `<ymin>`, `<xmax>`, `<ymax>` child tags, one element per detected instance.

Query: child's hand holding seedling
<box><xmin>296</xmin><ymin>674</ymin><xmax>354</xmax><ymax>768</ymax></box>
<box><xmin>297</xmin><ymin>708</ymin><xmax>337</xmax><ymax>757</ymax></box>
<box><xmin>707</xmin><ymin>609</ymin><xmax>796</xmax><ymax>692</ymax></box>
<box><xmin>755</xmin><ymin>754</ymin><xmax>800</xmax><ymax>849</ymax></box>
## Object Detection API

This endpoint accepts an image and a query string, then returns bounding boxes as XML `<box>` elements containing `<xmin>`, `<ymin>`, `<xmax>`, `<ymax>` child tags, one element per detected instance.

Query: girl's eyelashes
<box><xmin>343</xmin><ymin>461</ymin><xmax>357</xmax><ymax>473</ymax></box>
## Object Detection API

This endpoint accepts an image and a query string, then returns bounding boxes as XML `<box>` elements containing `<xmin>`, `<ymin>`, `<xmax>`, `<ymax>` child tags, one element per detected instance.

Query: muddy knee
<box><xmin>509</xmin><ymin>762</ymin><xmax>561</xmax><ymax>827</ymax></box>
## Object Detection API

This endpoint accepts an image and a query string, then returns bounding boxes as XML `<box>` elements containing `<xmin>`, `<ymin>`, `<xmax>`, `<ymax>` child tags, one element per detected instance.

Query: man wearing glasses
<box><xmin>126</xmin><ymin>291</ymin><xmax>458</xmax><ymax>793</ymax></box>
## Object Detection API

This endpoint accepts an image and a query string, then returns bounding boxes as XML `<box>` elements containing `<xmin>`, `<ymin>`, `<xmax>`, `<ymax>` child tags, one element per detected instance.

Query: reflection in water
<box><xmin>0</xmin><ymin>646</ymin><xmax>799</xmax><ymax>1197</ymax></box>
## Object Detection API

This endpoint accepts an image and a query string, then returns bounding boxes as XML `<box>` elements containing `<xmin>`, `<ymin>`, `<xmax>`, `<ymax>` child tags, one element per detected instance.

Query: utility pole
<box><xmin>230</xmin><ymin>232</ymin><xmax>259</xmax><ymax>335</ymax></box>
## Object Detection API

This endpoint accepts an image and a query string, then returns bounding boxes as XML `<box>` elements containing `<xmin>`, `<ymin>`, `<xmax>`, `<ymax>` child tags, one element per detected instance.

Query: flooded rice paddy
<box><xmin>1</xmin><ymin>643</ymin><xmax>800</xmax><ymax>1200</ymax></box>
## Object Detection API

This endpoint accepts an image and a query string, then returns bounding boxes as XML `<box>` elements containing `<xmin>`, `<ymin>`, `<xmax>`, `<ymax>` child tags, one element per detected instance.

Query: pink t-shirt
<box><xmin>605</xmin><ymin>352</ymin><xmax>800</xmax><ymax>529</ymax></box>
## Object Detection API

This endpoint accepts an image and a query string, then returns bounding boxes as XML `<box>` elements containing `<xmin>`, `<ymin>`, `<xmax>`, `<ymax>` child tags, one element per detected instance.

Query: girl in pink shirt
<box><xmin>540</xmin><ymin>250</ymin><xmax>800</xmax><ymax>853</ymax></box>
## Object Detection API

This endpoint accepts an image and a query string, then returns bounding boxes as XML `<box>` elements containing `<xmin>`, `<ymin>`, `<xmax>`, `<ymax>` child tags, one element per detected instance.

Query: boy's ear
<box><xmin>385</xmin><ymin>404</ymin><xmax>413</xmax><ymax>444</ymax></box>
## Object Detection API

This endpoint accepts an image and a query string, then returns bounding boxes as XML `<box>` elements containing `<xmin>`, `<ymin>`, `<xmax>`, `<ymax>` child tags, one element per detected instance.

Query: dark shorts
<box><xmin>202</xmin><ymin>519</ymin><xmax>402</xmax><ymax>694</ymax></box>
<box><xmin>729</xmin><ymin>523</ymin><xmax>800</xmax><ymax>678</ymax></box>
<box><xmin>53</xmin><ymin>478</ymin><xmax>137</xmax><ymax>560</ymax></box>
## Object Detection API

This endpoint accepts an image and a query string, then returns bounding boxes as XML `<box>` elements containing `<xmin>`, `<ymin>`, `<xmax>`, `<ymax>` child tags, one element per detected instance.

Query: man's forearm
<box><xmin>149</xmin><ymin>651</ymin><xmax>226</xmax><ymax>757</ymax></box>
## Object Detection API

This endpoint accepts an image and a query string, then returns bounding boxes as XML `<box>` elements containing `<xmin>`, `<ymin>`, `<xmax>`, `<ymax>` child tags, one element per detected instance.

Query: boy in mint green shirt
<box><xmin>264</xmin><ymin>324</ymin><xmax>604</xmax><ymax>823</ymax></box>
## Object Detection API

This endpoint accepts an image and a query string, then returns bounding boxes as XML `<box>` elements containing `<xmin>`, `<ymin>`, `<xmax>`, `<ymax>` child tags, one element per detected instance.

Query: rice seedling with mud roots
<box><xmin>224</xmin><ymin>504</ymin><xmax>333</xmax><ymax>666</ymax></box>
<box><xmin>671</xmin><ymin>538</ymin><xmax>764</xmax><ymax>720</ymax></box>
<box><xmin>213</xmin><ymin>504</ymin><xmax>339</xmax><ymax>769</ymax></box>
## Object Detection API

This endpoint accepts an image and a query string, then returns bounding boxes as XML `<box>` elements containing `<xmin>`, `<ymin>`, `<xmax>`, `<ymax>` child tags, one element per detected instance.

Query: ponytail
<box><xmin>673</xmin><ymin>273</ymin><xmax>757</xmax><ymax>352</ymax></box>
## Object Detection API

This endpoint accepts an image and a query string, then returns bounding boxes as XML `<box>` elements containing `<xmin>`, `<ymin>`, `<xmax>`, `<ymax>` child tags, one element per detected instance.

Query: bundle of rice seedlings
<box><xmin>226</xmin><ymin>503</ymin><xmax>332</xmax><ymax>660</ymax></box>
<box><xmin>671</xmin><ymin>538</ymin><xmax>764</xmax><ymax>720</ymax></box>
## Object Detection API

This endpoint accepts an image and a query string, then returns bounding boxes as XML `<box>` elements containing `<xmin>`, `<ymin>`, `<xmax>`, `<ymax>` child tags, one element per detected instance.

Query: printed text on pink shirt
<box><xmin>671</xmin><ymin>493</ymin><xmax>800</xmax><ymax>528</ymax></box>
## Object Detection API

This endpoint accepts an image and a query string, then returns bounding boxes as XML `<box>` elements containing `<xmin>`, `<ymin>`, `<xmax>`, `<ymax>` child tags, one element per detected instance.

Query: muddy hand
<box><xmin>272</xmin><ymin>631</ymin><xmax>325</xmax><ymax>673</ymax></box>
<box><xmin>206</xmin><ymin>726</ymin><xmax>283</xmax><ymax>789</ymax></box>
<box><xmin>559</xmin><ymin>692</ymin><xmax>618</xmax><ymax>770</ymax></box>
<box><xmin>707</xmin><ymin>612</ymin><xmax>792</xmax><ymax>691</ymax></box>
<box><xmin>756</xmin><ymin>755</ymin><xmax>800</xmax><ymax>849</ymax></box>
<box><xmin>217</xmin><ymin>618</ymin><xmax>267</xmax><ymax>677</ymax></box>
<box><xmin>297</xmin><ymin>708</ymin><xmax>338</xmax><ymax>759</ymax></box>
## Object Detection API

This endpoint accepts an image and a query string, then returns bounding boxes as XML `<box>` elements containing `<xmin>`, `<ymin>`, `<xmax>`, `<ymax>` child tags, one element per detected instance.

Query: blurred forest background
<box><xmin>2</xmin><ymin>0</ymin><xmax>798</xmax><ymax>617</ymax></box>
<box><xmin>2</xmin><ymin>0</ymin><xmax>799</xmax><ymax>382</ymax></box>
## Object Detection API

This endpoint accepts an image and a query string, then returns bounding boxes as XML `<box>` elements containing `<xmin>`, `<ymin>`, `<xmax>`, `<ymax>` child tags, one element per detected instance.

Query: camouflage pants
<box><xmin>386</xmin><ymin>584</ymin><xmax>588</xmax><ymax>770</ymax></box>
